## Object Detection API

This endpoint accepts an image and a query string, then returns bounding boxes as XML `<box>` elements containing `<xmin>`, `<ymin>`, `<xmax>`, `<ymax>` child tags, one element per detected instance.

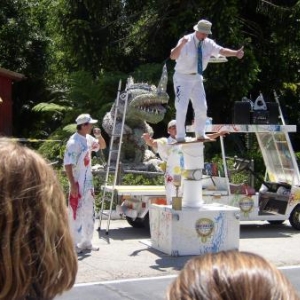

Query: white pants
<box><xmin>68</xmin><ymin>190</ymin><xmax>95</xmax><ymax>248</ymax></box>
<box><xmin>173</xmin><ymin>72</ymin><xmax>207</xmax><ymax>139</ymax></box>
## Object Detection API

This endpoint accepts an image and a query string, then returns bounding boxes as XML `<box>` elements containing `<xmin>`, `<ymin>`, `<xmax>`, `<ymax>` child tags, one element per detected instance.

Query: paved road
<box><xmin>55</xmin><ymin>218</ymin><xmax>300</xmax><ymax>299</ymax></box>
<box><xmin>57</xmin><ymin>266</ymin><xmax>300</xmax><ymax>300</ymax></box>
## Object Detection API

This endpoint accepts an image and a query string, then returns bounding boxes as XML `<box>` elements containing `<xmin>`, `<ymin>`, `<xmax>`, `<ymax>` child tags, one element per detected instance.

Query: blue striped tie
<box><xmin>197</xmin><ymin>41</ymin><xmax>203</xmax><ymax>75</ymax></box>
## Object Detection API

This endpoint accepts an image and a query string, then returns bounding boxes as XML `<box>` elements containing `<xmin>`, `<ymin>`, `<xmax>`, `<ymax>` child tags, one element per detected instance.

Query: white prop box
<box><xmin>149</xmin><ymin>203</ymin><xmax>240</xmax><ymax>256</ymax></box>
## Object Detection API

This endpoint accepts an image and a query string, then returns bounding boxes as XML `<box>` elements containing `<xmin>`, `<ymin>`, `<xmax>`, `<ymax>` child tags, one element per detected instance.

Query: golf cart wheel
<box><xmin>289</xmin><ymin>205</ymin><xmax>300</xmax><ymax>230</ymax></box>
<box><xmin>126</xmin><ymin>213</ymin><xmax>149</xmax><ymax>229</ymax></box>
<box><xmin>267</xmin><ymin>220</ymin><xmax>285</xmax><ymax>225</ymax></box>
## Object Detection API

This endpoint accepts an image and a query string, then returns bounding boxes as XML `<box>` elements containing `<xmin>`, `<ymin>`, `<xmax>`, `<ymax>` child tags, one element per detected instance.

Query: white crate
<box><xmin>149</xmin><ymin>203</ymin><xmax>240</xmax><ymax>256</ymax></box>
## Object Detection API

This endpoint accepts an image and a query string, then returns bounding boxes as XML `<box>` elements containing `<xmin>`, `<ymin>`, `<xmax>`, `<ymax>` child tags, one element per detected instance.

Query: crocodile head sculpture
<box><xmin>102</xmin><ymin>64</ymin><xmax>169</xmax><ymax>166</ymax></box>
<box><xmin>103</xmin><ymin>64</ymin><xmax>169</xmax><ymax>133</ymax></box>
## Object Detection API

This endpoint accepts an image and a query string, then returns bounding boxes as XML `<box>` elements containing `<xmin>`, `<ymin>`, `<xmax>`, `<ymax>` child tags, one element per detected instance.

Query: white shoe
<box><xmin>75</xmin><ymin>246</ymin><xmax>83</xmax><ymax>254</ymax></box>
<box><xmin>85</xmin><ymin>244</ymin><xmax>100</xmax><ymax>251</ymax></box>
<box><xmin>76</xmin><ymin>243</ymin><xmax>100</xmax><ymax>253</ymax></box>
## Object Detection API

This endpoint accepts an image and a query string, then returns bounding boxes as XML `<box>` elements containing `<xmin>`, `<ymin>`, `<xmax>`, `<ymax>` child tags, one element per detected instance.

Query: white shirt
<box><xmin>64</xmin><ymin>132</ymin><xmax>100</xmax><ymax>194</ymax></box>
<box><xmin>156</xmin><ymin>136</ymin><xmax>183</xmax><ymax>168</ymax></box>
<box><xmin>174</xmin><ymin>32</ymin><xmax>222</xmax><ymax>74</ymax></box>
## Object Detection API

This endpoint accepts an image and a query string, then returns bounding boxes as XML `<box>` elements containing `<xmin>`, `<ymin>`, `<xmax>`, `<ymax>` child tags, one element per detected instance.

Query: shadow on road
<box><xmin>240</xmin><ymin>221</ymin><xmax>299</xmax><ymax>239</ymax></box>
<box><xmin>97</xmin><ymin>225</ymin><xmax>150</xmax><ymax>241</ymax></box>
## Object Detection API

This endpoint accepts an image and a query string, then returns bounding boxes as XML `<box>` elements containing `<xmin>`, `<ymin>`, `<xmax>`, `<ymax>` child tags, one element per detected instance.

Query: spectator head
<box><xmin>167</xmin><ymin>250</ymin><xmax>299</xmax><ymax>300</ymax></box>
<box><xmin>0</xmin><ymin>138</ymin><xmax>77</xmax><ymax>300</ymax></box>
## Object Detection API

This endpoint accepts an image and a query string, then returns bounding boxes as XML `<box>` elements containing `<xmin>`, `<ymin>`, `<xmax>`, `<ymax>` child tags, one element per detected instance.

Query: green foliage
<box><xmin>2</xmin><ymin>0</ymin><xmax>300</xmax><ymax>154</ymax></box>
<box><xmin>37</xmin><ymin>128</ymin><xmax>69</xmax><ymax>162</ymax></box>
<box><xmin>296</xmin><ymin>152</ymin><xmax>300</xmax><ymax>173</ymax></box>
<box><xmin>0</xmin><ymin>0</ymin><xmax>49</xmax><ymax>77</ymax></box>
<box><xmin>121</xmin><ymin>173</ymin><xmax>164</xmax><ymax>186</ymax></box>
<box><xmin>54</xmin><ymin>166</ymin><xmax>70</xmax><ymax>196</ymax></box>
<box><xmin>32</xmin><ymin>102</ymin><xmax>72</xmax><ymax>113</ymax></box>
<box><xmin>52</xmin><ymin>0</ymin><xmax>126</xmax><ymax>74</ymax></box>
<box><xmin>131</xmin><ymin>63</ymin><xmax>168</xmax><ymax>84</ymax></box>
<box><xmin>62</xmin><ymin>124</ymin><xmax>77</xmax><ymax>134</ymax></box>
<box><xmin>30</xmin><ymin>70</ymin><xmax>127</xmax><ymax>147</ymax></box>
<box><xmin>0</xmin><ymin>0</ymin><xmax>55</xmax><ymax>138</ymax></box>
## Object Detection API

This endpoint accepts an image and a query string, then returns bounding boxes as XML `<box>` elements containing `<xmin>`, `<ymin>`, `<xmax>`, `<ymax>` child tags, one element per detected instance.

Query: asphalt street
<box><xmin>55</xmin><ymin>218</ymin><xmax>300</xmax><ymax>299</ymax></box>
<box><xmin>57</xmin><ymin>266</ymin><xmax>300</xmax><ymax>300</ymax></box>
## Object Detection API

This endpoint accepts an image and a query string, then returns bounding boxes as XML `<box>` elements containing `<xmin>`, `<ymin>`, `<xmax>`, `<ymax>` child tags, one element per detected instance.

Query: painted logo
<box><xmin>195</xmin><ymin>218</ymin><xmax>214</xmax><ymax>243</ymax></box>
<box><xmin>239</xmin><ymin>196</ymin><xmax>254</xmax><ymax>217</ymax></box>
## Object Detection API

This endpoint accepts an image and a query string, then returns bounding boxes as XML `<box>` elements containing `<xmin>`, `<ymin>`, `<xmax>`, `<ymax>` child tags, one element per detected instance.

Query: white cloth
<box><xmin>64</xmin><ymin>132</ymin><xmax>100</xmax><ymax>247</ymax></box>
<box><xmin>156</xmin><ymin>136</ymin><xmax>184</xmax><ymax>204</ymax></box>
<box><xmin>173</xmin><ymin>32</ymin><xmax>222</xmax><ymax>139</ymax></box>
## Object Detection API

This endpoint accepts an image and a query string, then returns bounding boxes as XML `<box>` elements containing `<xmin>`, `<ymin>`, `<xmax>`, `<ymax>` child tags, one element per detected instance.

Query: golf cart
<box><xmin>108</xmin><ymin>92</ymin><xmax>300</xmax><ymax>230</ymax></box>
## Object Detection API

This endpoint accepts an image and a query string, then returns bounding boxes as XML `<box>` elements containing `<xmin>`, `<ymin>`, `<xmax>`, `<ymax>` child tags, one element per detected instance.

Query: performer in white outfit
<box><xmin>142</xmin><ymin>120</ymin><xmax>183</xmax><ymax>204</ymax></box>
<box><xmin>142</xmin><ymin>120</ymin><xmax>228</xmax><ymax>204</ymax></box>
<box><xmin>64</xmin><ymin>113</ymin><xmax>106</xmax><ymax>253</ymax></box>
<box><xmin>170</xmin><ymin>19</ymin><xmax>244</xmax><ymax>142</ymax></box>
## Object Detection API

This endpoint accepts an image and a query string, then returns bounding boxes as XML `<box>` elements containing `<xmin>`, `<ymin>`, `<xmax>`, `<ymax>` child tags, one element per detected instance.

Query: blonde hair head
<box><xmin>167</xmin><ymin>250</ymin><xmax>299</xmax><ymax>300</ymax></box>
<box><xmin>0</xmin><ymin>138</ymin><xmax>77</xmax><ymax>299</ymax></box>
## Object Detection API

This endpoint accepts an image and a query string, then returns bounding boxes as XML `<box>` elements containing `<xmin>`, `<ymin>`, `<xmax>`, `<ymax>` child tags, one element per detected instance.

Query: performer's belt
<box><xmin>176</xmin><ymin>72</ymin><xmax>199</xmax><ymax>76</ymax></box>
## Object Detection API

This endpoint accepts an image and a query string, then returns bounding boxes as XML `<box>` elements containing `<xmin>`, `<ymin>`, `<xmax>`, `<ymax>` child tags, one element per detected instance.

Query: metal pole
<box><xmin>220</xmin><ymin>136</ymin><xmax>231</xmax><ymax>195</ymax></box>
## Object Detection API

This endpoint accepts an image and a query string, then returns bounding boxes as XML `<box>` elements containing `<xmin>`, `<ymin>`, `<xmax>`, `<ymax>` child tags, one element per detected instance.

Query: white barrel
<box><xmin>182</xmin><ymin>180</ymin><xmax>203</xmax><ymax>207</ymax></box>
<box><xmin>181</xmin><ymin>143</ymin><xmax>204</xmax><ymax>169</ymax></box>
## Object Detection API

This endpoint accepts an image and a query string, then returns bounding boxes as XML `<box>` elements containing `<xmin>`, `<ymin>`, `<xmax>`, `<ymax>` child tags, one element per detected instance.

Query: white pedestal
<box><xmin>181</xmin><ymin>142</ymin><xmax>204</xmax><ymax>207</ymax></box>
<box><xmin>182</xmin><ymin>180</ymin><xmax>203</xmax><ymax>207</ymax></box>
<box><xmin>149</xmin><ymin>203</ymin><xmax>240</xmax><ymax>256</ymax></box>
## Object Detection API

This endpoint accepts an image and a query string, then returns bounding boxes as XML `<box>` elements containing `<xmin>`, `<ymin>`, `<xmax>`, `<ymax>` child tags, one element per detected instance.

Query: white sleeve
<box><xmin>87</xmin><ymin>134</ymin><xmax>100</xmax><ymax>152</ymax></box>
<box><xmin>210</xmin><ymin>39</ymin><xmax>223</xmax><ymax>57</ymax></box>
<box><xmin>156</xmin><ymin>137</ymin><xmax>170</xmax><ymax>161</ymax></box>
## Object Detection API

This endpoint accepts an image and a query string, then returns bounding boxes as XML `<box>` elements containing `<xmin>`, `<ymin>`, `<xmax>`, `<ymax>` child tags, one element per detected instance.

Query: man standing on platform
<box><xmin>170</xmin><ymin>19</ymin><xmax>244</xmax><ymax>142</ymax></box>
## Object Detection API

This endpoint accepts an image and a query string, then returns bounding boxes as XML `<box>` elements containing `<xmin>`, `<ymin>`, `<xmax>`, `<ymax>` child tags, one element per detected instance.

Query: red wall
<box><xmin>0</xmin><ymin>76</ymin><xmax>13</xmax><ymax>136</ymax></box>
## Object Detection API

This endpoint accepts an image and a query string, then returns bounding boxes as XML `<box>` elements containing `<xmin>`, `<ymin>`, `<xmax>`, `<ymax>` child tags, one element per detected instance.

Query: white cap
<box><xmin>76</xmin><ymin>114</ymin><xmax>98</xmax><ymax>125</ymax></box>
<box><xmin>168</xmin><ymin>120</ymin><xmax>176</xmax><ymax>128</ymax></box>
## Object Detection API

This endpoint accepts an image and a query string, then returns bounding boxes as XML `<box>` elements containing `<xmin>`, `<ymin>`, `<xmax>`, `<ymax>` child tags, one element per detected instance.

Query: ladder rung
<box><xmin>100</xmin><ymin>211</ymin><xmax>109</xmax><ymax>216</ymax></box>
<box><xmin>103</xmin><ymin>196</ymin><xmax>113</xmax><ymax>202</ymax></box>
<box><xmin>109</xmin><ymin>149</ymin><xmax>119</xmax><ymax>153</ymax></box>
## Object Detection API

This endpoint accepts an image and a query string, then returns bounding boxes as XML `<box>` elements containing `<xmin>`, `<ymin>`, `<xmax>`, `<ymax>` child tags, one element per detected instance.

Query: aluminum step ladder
<box><xmin>98</xmin><ymin>79</ymin><xmax>130</xmax><ymax>234</ymax></box>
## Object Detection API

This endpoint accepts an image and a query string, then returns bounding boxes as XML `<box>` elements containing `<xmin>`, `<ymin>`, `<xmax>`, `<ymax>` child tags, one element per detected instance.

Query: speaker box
<box><xmin>266</xmin><ymin>102</ymin><xmax>279</xmax><ymax>124</ymax></box>
<box><xmin>234</xmin><ymin>101</ymin><xmax>251</xmax><ymax>124</ymax></box>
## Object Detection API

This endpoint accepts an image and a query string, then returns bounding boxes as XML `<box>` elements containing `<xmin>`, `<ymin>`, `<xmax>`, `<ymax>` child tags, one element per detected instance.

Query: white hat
<box><xmin>168</xmin><ymin>120</ymin><xmax>176</xmax><ymax>128</ymax></box>
<box><xmin>193</xmin><ymin>19</ymin><xmax>212</xmax><ymax>34</ymax></box>
<box><xmin>76</xmin><ymin>113</ymin><xmax>98</xmax><ymax>125</ymax></box>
